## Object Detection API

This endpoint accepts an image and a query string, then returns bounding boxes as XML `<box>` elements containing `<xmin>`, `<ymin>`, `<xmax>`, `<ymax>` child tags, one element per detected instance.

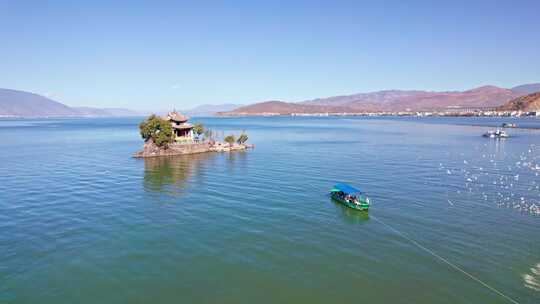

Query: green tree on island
<box><xmin>192</xmin><ymin>123</ymin><xmax>204</xmax><ymax>141</ymax></box>
<box><xmin>224</xmin><ymin>135</ymin><xmax>236</xmax><ymax>147</ymax></box>
<box><xmin>236</xmin><ymin>133</ymin><xmax>248</xmax><ymax>145</ymax></box>
<box><xmin>139</xmin><ymin>115</ymin><xmax>173</xmax><ymax>147</ymax></box>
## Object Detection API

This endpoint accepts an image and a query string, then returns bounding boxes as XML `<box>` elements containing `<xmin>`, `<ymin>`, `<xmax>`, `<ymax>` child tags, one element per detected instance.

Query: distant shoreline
<box><xmin>218</xmin><ymin>110</ymin><xmax>539</xmax><ymax>118</ymax></box>
<box><xmin>2</xmin><ymin>113</ymin><xmax>540</xmax><ymax>131</ymax></box>
<box><xmin>214</xmin><ymin>113</ymin><xmax>540</xmax><ymax>130</ymax></box>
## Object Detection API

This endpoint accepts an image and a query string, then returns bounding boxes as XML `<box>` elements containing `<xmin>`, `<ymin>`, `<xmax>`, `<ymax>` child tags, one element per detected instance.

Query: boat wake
<box><xmin>523</xmin><ymin>262</ymin><xmax>540</xmax><ymax>292</ymax></box>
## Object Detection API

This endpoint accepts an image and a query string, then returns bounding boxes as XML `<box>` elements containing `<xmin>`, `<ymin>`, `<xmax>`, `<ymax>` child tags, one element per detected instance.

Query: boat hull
<box><xmin>331</xmin><ymin>193</ymin><xmax>369</xmax><ymax>211</ymax></box>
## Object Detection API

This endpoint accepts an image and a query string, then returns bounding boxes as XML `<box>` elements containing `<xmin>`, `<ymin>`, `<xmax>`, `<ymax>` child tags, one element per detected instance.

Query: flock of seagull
<box><xmin>439</xmin><ymin>143</ymin><xmax>540</xmax><ymax>216</ymax></box>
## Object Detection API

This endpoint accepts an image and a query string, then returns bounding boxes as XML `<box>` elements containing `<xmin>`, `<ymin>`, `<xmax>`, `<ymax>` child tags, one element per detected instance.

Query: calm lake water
<box><xmin>1</xmin><ymin>116</ymin><xmax>539</xmax><ymax>303</ymax></box>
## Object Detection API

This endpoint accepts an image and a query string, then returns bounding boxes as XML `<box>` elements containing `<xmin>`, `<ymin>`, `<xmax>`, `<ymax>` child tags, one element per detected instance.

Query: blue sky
<box><xmin>1</xmin><ymin>0</ymin><xmax>539</xmax><ymax>110</ymax></box>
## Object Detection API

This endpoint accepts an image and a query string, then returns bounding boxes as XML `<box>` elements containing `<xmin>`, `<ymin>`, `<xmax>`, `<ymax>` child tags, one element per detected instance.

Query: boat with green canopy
<box><xmin>330</xmin><ymin>183</ymin><xmax>371</xmax><ymax>211</ymax></box>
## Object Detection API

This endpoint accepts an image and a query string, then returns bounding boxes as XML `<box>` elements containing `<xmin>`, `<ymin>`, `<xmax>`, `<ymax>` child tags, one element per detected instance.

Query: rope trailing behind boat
<box><xmin>371</xmin><ymin>215</ymin><xmax>520</xmax><ymax>304</ymax></box>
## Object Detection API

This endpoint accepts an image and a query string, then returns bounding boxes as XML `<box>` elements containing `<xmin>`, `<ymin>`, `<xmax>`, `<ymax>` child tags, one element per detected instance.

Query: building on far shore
<box><xmin>166</xmin><ymin>111</ymin><xmax>194</xmax><ymax>142</ymax></box>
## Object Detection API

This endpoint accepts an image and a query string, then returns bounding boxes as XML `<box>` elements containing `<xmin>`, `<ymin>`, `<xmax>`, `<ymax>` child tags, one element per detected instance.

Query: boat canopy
<box><xmin>332</xmin><ymin>183</ymin><xmax>363</xmax><ymax>195</ymax></box>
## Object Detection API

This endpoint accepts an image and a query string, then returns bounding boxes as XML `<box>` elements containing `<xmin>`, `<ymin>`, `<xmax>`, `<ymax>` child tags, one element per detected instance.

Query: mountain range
<box><xmin>222</xmin><ymin>83</ymin><xmax>540</xmax><ymax>115</ymax></box>
<box><xmin>2</xmin><ymin>83</ymin><xmax>540</xmax><ymax>118</ymax></box>
<box><xmin>0</xmin><ymin>88</ymin><xmax>140</xmax><ymax>117</ymax></box>
<box><xmin>0</xmin><ymin>88</ymin><xmax>242</xmax><ymax>118</ymax></box>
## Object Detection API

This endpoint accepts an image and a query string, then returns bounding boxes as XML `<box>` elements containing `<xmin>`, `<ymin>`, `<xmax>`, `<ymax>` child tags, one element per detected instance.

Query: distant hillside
<box><xmin>511</xmin><ymin>83</ymin><xmax>540</xmax><ymax>95</ymax></box>
<box><xmin>221</xmin><ymin>84</ymin><xmax>539</xmax><ymax>115</ymax></box>
<box><xmin>0</xmin><ymin>88</ymin><xmax>78</xmax><ymax>117</ymax></box>
<box><xmin>303</xmin><ymin>90</ymin><xmax>428</xmax><ymax>108</ymax></box>
<box><xmin>0</xmin><ymin>88</ymin><xmax>139</xmax><ymax>117</ymax></box>
<box><xmin>184</xmin><ymin>103</ymin><xmax>243</xmax><ymax>116</ymax></box>
<box><xmin>498</xmin><ymin>91</ymin><xmax>540</xmax><ymax>112</ymax></box>
<box><xmin>220</xmin><ymin>100</ymin><xmax>355</xmax><ymax>115</ymax></box>
<box><xmin>73</xmin><ymin>107</ymin><xmax>141</xmax><ymax>117</ymax></box>
<box><xmin>302</xmin><ymin>86</ymin><xmax>520</xmax><ymax>111</ymax></box>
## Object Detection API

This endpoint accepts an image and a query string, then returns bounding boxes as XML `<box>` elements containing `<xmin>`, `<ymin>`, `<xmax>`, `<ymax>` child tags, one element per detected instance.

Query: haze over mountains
<box><xmin>510</xmin><ymin>83</ymin><xmax>540</xmax><ymax>95</ymax></box>
<box><xmin>0</xmin><ymin>89</ymin><xmax>140</xmax><ymax>117</ymax></box>
<box><xmin>183</xmin><ymin>103</ymin><xmax>243</xmax><ymax>117</ymax></box>
<box><xmin>222</xmin><ymin>83</ymin><xmax>540</xmax><ymax>115</ymax></box>
<box><xmin>0</xmin><ymin>88</ymin><xmax>242</xmax><ymax>118</ymax></box>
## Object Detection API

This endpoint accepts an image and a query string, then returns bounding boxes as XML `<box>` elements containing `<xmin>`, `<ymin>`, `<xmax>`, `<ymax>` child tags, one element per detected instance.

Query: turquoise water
<box><xmin>1</xmin><ymin>116</ymin><xmax>539</xmax><ymax>303</ymax></box>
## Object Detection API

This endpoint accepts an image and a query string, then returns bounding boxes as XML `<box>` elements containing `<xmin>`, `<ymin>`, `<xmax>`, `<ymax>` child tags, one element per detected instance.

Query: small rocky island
<box><xmin>134</xmin><ymin>111</ymin><xmax>252</xmax><ymax>158</ymax></box>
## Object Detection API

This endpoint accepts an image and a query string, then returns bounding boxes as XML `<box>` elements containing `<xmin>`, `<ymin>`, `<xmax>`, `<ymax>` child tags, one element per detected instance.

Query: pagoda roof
<box><xmin>172</xmin><ymin>123</ymin><xmax>193</xmax><ymax>130</ymax></box>
<box><xmin>167</xmin><ymin>111</ymin><xmax>189</xmax><ymax>122</ymax></box>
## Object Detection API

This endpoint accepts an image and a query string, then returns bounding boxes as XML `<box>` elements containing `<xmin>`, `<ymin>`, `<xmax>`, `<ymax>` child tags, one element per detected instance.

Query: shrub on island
<box><xmin>237</xmin><ymin>133</ymin><xmax>248</xmax><ymax>144</ymax></box>
<box><xmin>224</xmin><ymin>135</ymin><xmax>236</xmax><ymax>147</ymax></box>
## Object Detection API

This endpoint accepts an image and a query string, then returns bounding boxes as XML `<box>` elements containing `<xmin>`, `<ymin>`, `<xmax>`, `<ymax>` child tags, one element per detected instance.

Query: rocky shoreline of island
<box><xmin>133</xmin><ymin>140</ymin><xmax>253</xmax><ymax>158</ymax></box>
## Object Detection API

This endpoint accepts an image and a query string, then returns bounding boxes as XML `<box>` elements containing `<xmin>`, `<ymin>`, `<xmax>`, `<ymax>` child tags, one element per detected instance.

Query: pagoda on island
<box><xmin>166</xmin><ymin>111</ymin><xmax>194</xmax><ymax>142</ymax></box>
<box><xmin>134</xmin><ymin>111</ymin><xmax>253</xmax><ymax>157</ymax></box>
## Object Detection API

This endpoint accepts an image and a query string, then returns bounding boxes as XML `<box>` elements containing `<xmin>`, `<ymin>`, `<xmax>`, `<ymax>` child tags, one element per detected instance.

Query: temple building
<box><xmin>166</xmin><ymin>111</ymin><xmax>194</xmax><ymax>142</ymax></box>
